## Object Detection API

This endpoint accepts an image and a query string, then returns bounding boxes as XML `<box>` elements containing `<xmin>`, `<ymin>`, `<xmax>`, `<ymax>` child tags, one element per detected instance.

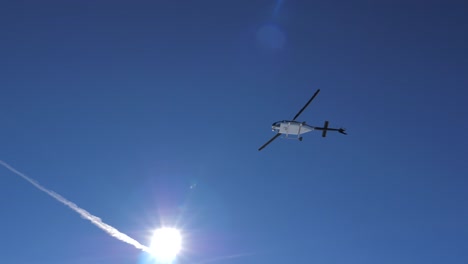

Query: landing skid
<box><xmin>282</xmin><ymin>134</ymin><xmax>303</xmax><ymax>141</ymax></box>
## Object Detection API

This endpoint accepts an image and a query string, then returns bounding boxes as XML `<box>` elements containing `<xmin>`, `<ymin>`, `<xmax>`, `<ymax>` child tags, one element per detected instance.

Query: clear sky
<box><xmin>1</xmin><ymin>1</ymin><xmax>468</xmax><ymax>264</ymax></box>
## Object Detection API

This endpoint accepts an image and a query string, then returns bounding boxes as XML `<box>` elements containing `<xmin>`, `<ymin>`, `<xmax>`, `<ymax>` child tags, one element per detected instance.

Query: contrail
<box><xmin>0</xmin><ymin>160</ymin><xmax>151</xmax><ymax>253</ymax></box>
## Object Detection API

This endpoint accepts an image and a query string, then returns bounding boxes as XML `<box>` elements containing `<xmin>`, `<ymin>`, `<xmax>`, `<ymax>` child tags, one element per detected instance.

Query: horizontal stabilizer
<box><xmin>322</xmin><ymin>121</ymin><xmax>329</xmax><ymax>137</ymax></box>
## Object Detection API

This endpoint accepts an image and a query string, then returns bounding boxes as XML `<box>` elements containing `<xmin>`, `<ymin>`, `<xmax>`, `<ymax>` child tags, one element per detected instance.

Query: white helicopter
<box><xmin>258</xmin><ymin>89</ymin><xmax>347</xmax><ymax>151</ymax></box>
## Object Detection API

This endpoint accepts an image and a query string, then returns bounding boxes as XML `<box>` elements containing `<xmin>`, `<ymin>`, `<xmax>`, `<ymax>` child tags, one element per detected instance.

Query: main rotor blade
<box><xmin>292</xmin><ymin>89</ymin><xmax>320</xmax><ymax>121</ymax></box>
<box><xmin>258</xmin><ymin>133</ymin><xmax>281</xmax><ymax>151</ymax></box>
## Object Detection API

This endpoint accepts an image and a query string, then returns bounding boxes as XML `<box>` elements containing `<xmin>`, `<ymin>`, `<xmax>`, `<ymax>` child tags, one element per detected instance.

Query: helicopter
<box><xmin>258</xmin><ymin>89</ymin><xmax>347</xmax><ymax>151</ymax></box>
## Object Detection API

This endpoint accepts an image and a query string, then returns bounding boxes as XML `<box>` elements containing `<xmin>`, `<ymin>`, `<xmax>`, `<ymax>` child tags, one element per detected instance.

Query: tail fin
<box><xmin>322</xmin><ymin>121</ymin><xmax>329</xmax><ymax>137</ymax></box>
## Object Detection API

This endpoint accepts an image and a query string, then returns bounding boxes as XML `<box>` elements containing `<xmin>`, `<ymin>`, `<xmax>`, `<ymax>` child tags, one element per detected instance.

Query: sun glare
<box><xmin>149</xmin><ymin>227</ymin><xmax>182</xmax><ymax>263</ymax></box>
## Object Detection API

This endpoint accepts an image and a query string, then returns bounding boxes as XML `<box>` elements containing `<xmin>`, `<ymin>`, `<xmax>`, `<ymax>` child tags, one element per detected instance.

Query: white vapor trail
<box><xmin>0</xmin><ymin>160</ymin><xmax>151</xmax><ymax>253</ymax></box>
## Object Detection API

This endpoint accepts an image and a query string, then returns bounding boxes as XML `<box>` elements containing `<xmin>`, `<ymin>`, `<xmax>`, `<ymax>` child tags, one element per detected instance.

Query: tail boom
<box><xmin>315</xmin><ymin>121</ymin><xmax>347</xmax><ymax>137</ymax></box>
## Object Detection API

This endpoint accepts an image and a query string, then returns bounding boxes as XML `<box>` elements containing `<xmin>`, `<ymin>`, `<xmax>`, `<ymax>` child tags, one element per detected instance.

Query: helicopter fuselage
<box><xmin>272</xmin><ymin>120</ymin><xmax>314</xmax><ymax>136</ymax></box>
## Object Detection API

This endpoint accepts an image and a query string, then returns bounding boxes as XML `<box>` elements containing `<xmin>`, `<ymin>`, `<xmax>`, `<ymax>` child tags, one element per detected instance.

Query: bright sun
<box><xmin>149</xmin><ymin>227</ymin><xmax>182</xmax><ymax>263</ymax></box>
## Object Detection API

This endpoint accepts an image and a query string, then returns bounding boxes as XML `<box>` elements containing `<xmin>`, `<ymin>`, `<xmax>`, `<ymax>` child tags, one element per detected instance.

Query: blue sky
<box><xmin>1</xmin><ymin>1</ymin><xmax>468</xmax><ymax>263</ymax></box>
